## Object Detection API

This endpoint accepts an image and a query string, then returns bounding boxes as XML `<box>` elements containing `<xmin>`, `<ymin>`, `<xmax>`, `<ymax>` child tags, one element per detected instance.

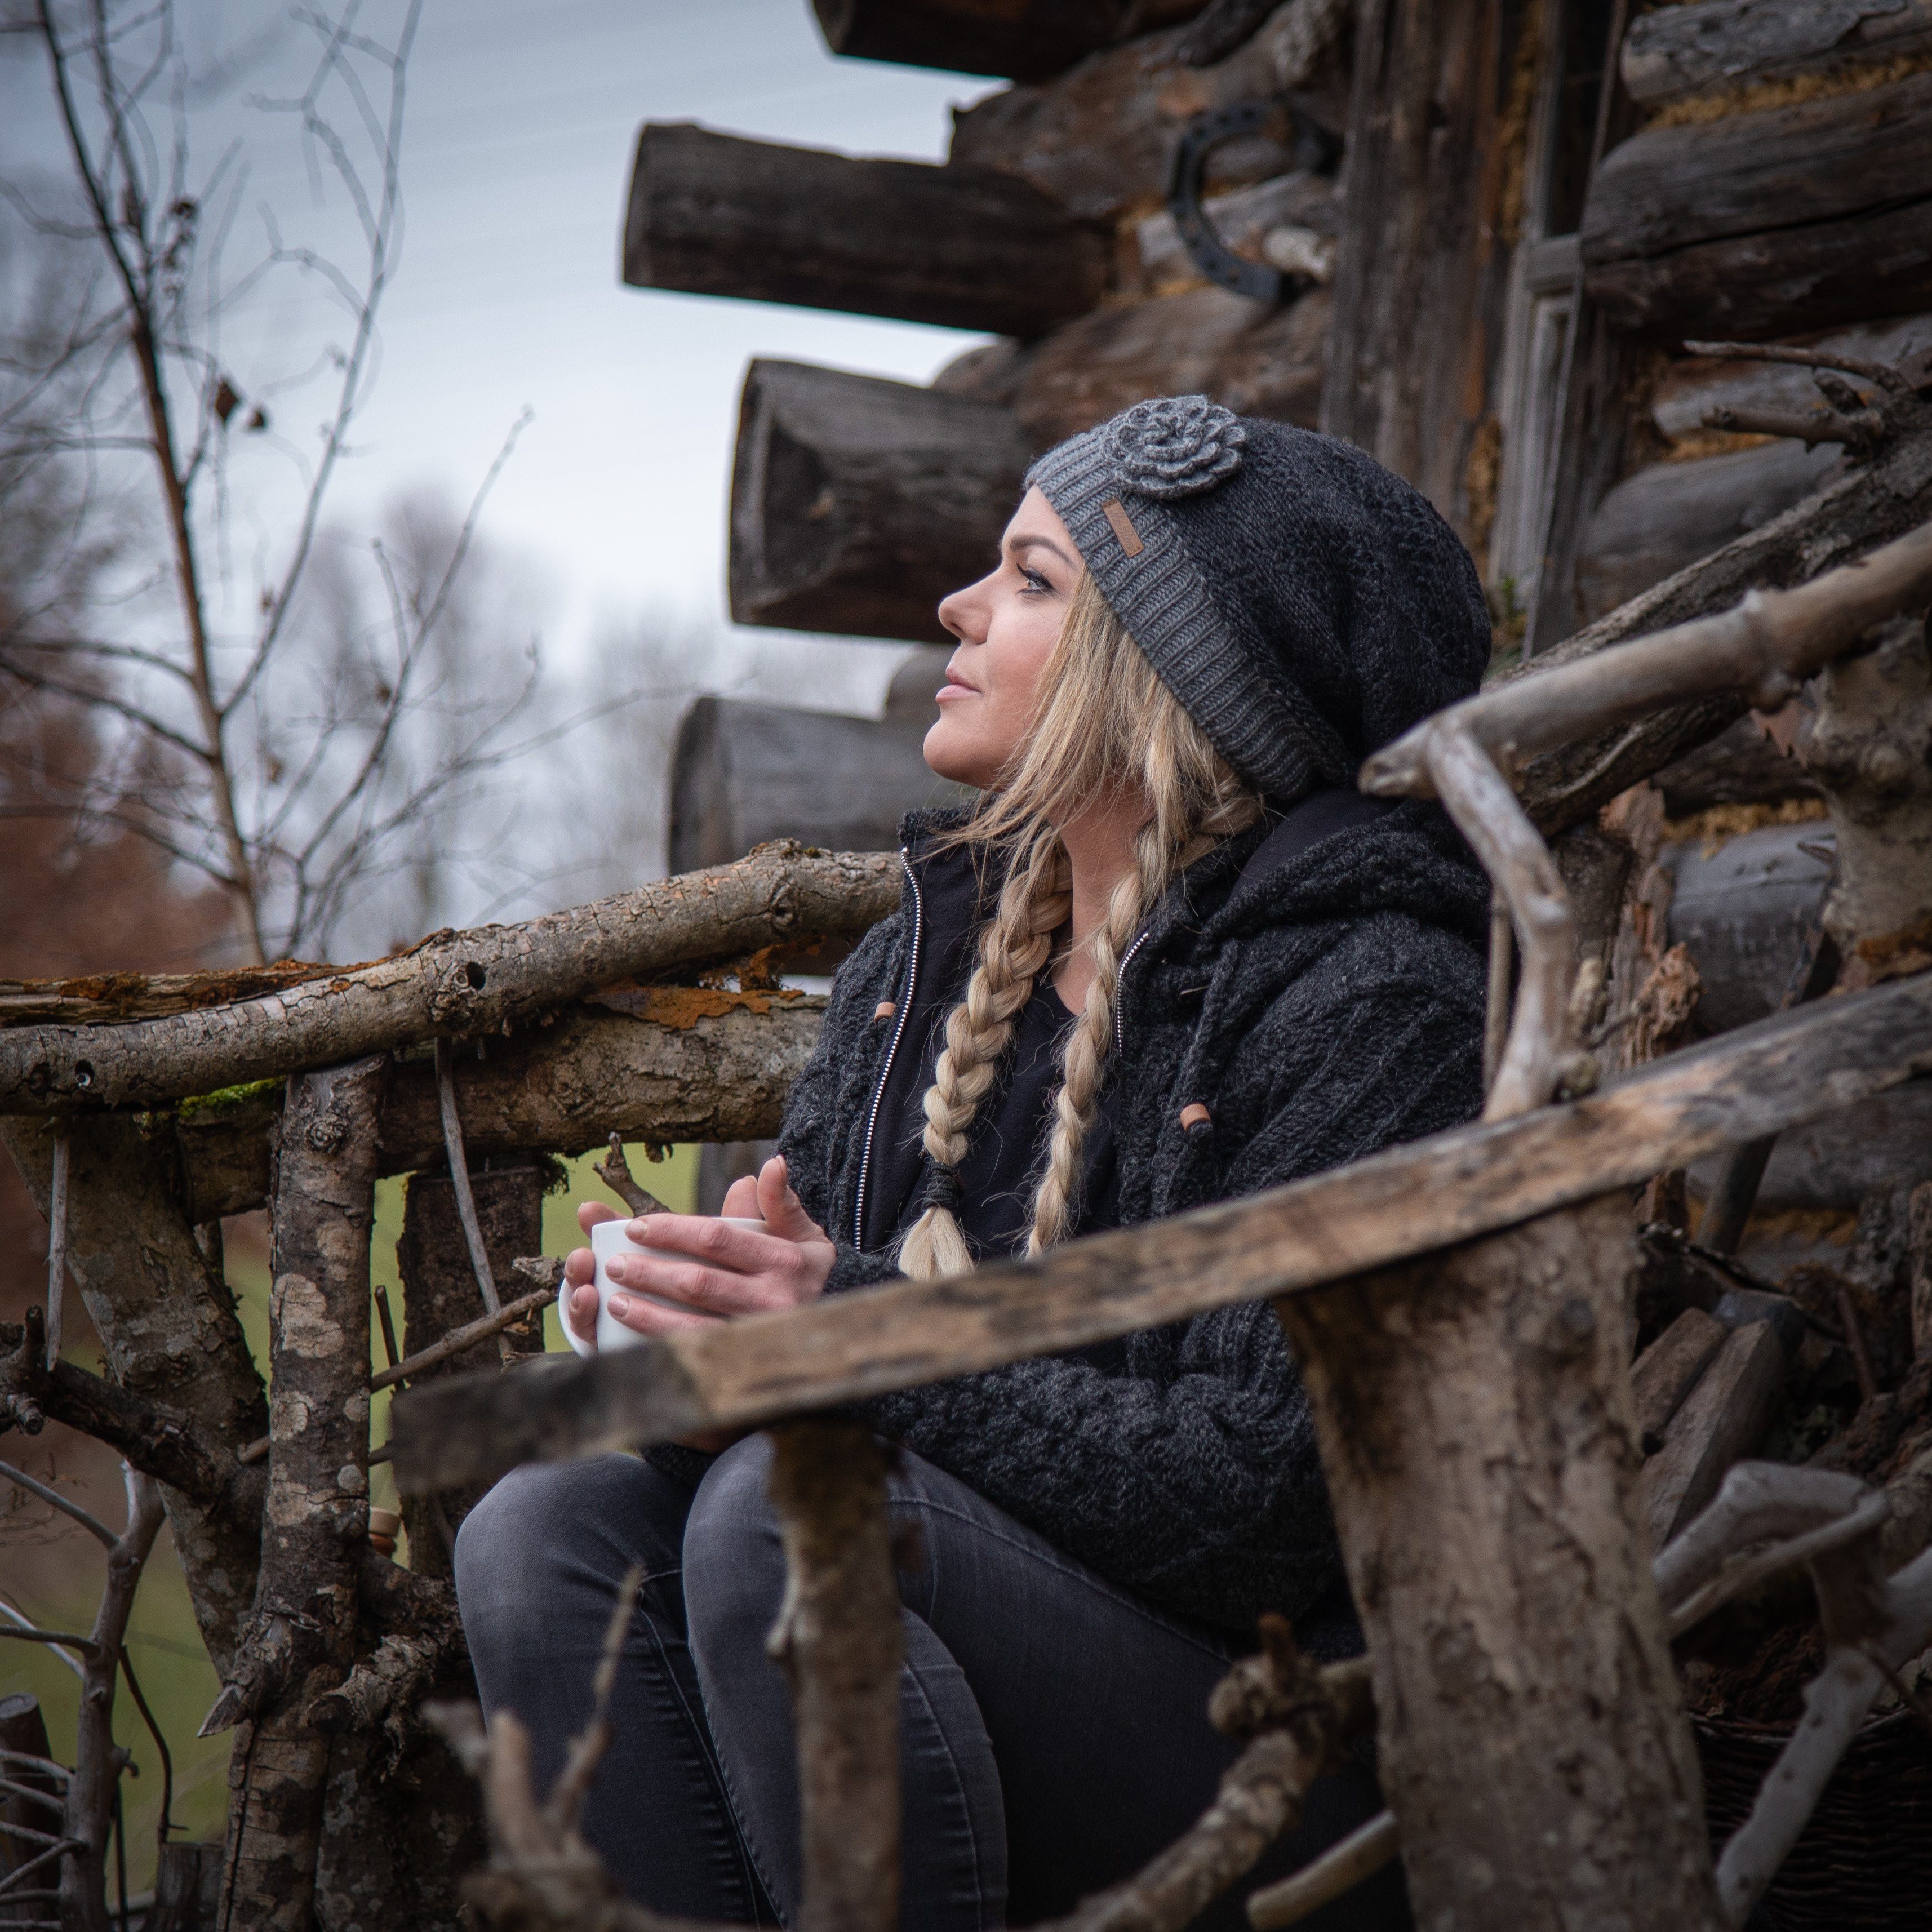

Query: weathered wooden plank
<box><xmin>1644</xmin><ymin>1320</ymin><xmax>1786</xmax><ymax>1547</ymax></box>
<box><xmin>1621</xmin><ymin>0</ymin><xmax>1932</xmax><ymax>108</ymax></box>
<box><xmin>728</xmin><ymin>361</ymin><xmax>1033</xmax><ymax>642</ymax></box>
<box><xmin>1632</xmin><ymin>1307</ymin><xmax>1729</xmax><ymax>1453</ymax></box>
<box><xmin>390</xmin><ymin>969</ymin><xmax>1932</xmax><ymax>1492</ymax></box>
<box><xmin>934</xmin><ymin>279</ymin><xmax>1330</xmax><ymax>450</ymax></box>
<box><xmin>170</xmin><ymin>997</ymin><xmax>827</xmax><ymax>1221</ymax></box>
<box><xmin>622</xmin><ymin>123</ymin><xmax>1108</xmax><ymax>339</ymax></box>
<box><xmin>1575</xmin><ymin>442</ymin><xmax>1844</xmax><ymax>624</ymax></box>
<box><xmin>1581</xmin><ymin>72</ymin><xmax>1932</xmax><ymax>339</ymax></box>
<box><xmin>1319</xmin><ymin>0</ymin><xmax>1522</xmax><ymax>530</ymax></box>
<box><xmin>947</xmin><ymin>14</ymin><xmax>1345</xmax><ymax>224</ymax></box>
<box><xmin>669</xmin><ymin>653</ymin><xmax>966</xmax><ymax>867</ymax></box>
<box><xmin>1278</xmin><ymin>1199</ymin><xmax>1727</xmax><ymax>1929</ymax></box>
<box><xmin>810</xmin><ymin>0</ymin><xmax>1207</xmax><ymax>83</ymax></box>
<box><xmin>0</xmin><ymin>844</ymin><xmax>893</xmax><ymax>1114</ymax></box>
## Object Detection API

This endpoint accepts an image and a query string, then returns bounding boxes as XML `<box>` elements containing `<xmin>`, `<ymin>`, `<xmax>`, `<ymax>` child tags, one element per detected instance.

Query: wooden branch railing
<box><xmin>389</xmin><ymin>967</ymin><xmax>1932</xmax><ymax>1490</ymax></box>
<box><xmin>1363</xmin><ymin>516</ymin><xmax>1932</xmax><ymax>1115</ymax></box>
<box><xmin>0</xmin><ymin>842</ymin><xmax>893</xmax><ymax>1112</ymax></box>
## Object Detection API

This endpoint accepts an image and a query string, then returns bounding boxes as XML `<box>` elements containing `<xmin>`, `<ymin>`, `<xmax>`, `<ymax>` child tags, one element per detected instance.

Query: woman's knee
<box><xmin>682</xmin><ymin>1433</ymin><xmax>785</xmax><ymax>1645</ymax></box>
<box><xmin>455</xmin><ymin>1453</ymin><xmax>682</xmax><ymax>1647</ymax></box>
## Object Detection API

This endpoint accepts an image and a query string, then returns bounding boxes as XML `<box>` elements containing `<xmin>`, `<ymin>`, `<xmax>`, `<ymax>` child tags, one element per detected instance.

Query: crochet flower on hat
<box><xmin>1106</xmin><ymin>395</ymin><xmax>1246</xmax><ymax>500</ymax></box>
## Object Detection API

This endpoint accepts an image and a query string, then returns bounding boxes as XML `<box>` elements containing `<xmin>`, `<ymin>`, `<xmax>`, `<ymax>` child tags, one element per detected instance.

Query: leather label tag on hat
<box><xmin>1102</xmin><ymin>498</ymin><xmax>1144</xmax><ymax>557</ymax></box>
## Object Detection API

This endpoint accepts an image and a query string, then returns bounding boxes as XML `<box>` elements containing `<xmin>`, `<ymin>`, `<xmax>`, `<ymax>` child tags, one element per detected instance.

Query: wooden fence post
<box><xmin>765</xmin><ymin>1420</ymin><xmax>903</xmax><ymax>1932</ymax></box>
<box><xmin>1277</xmin><ymin>1196</ymin><xmax>1726</xmax><ymax>1929</ymax></box>
<box><xmin>215</xmin><ymin>1055</ymin><xmax>388</xmax><ymax>1932</ymax></box>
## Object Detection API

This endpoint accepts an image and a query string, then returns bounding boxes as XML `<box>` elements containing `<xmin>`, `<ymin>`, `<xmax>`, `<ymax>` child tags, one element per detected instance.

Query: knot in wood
<box><xmin>1208</xmin><ymin>1613</ymin><xmax>1343</xmax><ymax>1751</ymax></box>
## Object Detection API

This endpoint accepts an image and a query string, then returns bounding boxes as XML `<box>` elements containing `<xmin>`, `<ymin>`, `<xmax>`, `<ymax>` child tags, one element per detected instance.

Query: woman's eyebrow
<box><xmin>1007</xmin><ymin>533</ymin><xmax>1077</xmax><ymax>569</ymax></box>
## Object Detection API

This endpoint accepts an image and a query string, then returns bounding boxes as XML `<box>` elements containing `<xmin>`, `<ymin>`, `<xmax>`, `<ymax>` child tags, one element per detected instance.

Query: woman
<box><xmin>455</xmin><ymin>398</ymin><xmax>1492</xmax><ymax>1930</ymax></box>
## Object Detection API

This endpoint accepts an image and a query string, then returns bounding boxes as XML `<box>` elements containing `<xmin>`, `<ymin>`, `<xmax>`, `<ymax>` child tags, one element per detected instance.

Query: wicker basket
<box><xmin>1695</xmin><ymin>1709</ymin><xmax>1932</xmax><ymax>1929</ymax></box>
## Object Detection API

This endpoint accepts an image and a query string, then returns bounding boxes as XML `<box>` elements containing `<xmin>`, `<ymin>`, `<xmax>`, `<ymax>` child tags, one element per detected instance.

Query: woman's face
<box><xmin>925</xmin><ymin>486</ymin><xmax>1080</xmax><ymax>792</ymax></box>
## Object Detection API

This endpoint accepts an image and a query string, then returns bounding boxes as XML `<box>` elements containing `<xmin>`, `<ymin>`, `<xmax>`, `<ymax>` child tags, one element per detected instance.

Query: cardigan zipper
<box><xmin>1114</xmin><ymin>926</ymin><xmax>1154</xmax><ymax>1058</ymax></box>
<box><xmin>852</xmin><ymin>850</ymin><xmax>922</xmax><ymax>1251</ymax></box>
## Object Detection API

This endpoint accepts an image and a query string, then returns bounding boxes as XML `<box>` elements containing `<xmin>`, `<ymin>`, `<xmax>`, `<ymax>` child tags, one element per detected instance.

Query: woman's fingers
<box><xmin>563</xmin><ymin>1245</ymin><xmax>595</xmax><ymax>1287</ymax></box>
<box><xmin>605</xmin><ymin>1245</ymin><xmax>794</xmax><ymax>1317</ymax></box>
<box><xmin>563</xmin><ymin>1279</ymin><xmax>601</xmax><ymax>1345</ymax></box>
<box><xmin>605</xmin><ymin>1288</ymin><xmax>723</xmax><ymax>1334</ymax></box>
<box><xmin>616</xmin><ymin>1211</ymin><xmax>799</xmax><ymax>1281</ymax></box>
<box><xmin>719</xmin><ymin>1171</ymin><xmax>761</xmax><ymax>1218</ymax></box>
<box><xmin>754</xmin><ymin>1154</ymin><xmax>824</xmax><ymax>1242</ymax></box>
<box><xmin>576</xmin><ymin>1200</ymin><xmax>620</xmax><ymax>1235</ymax></box>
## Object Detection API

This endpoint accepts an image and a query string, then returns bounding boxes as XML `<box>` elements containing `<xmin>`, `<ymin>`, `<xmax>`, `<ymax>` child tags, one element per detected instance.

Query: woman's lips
<box><xmin>936</xmin><ymin>678</ymin><xmax>976</xmax><ymax>702</ymax></box>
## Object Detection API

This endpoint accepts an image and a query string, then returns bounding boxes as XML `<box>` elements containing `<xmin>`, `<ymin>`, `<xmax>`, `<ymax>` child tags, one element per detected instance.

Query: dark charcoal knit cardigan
<box><xmin>769</xmin><ymin>790</ymin><xmax>1490</xmax><ymax>1641</ymax></box>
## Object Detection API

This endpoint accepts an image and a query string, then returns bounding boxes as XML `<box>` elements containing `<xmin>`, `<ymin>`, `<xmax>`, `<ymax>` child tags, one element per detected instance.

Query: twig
<box><xmin>0</xmin><ymin>1628</ymin><xmax>100</xmax><ymax>1655</ymax></box>
<box><xmin>0</xmin><ymin>1840</ymin><xmax>86</xmax><ymax>1899</ymax></box>
<box><xmin>44</xmin><ymin>1134</ymin><xmax>66</xmax><ymax>1369</ymax></box>
<box><xmin>1836</xmin><ymin>1280</ymin><xmax>1880</xmax><ymax>1405</ymax></box>
<box><xmin>373</xmin><ymin>1285</ymin><xmax>401</xmax><ymax>1370</ymax></box>
<box><xmin>228</xmin><ymin>1277</ymin><xmax>552</xmax><ymax>1455</ymax></box>
<box><xmin>116</xmin><ymin>1649</ymin><xmax>174</xmax><ymax>1846</ymax></box>
<box><xmin>1425</xmin><ymin>718</ymin><xmax>1579</xmax><ymax>1119</ymax></box>
<box><xmin>543</xmin><ymin>1564</ymin><xmax>643</xmax><ymax>1833</ymax></box>
<box><xmin>594</xmin><ymin>1134</ymin><xmax>669</xmax><ymax>1218</ymax></box>
<box><xmin>0</xmin><ymin>1457</ymin><xmax>116</xmax><ymax>1548</ymax></box>
<box><xmin>1482</xmin><ymin>890</ymin><xmax>1512</xmax><ymax>1094</ymax></box>
<box><xmin>435</xmin><ymin>1038</ymin><xmax>501</xmax><ymax>1320</ymax></box>
<box><xmin>1034</xmin><ymin>1619</ymin><xmax>1375</xmax><ymax>1932</ymax></box>
<box><xmin>1683</xmin><ymin>340</ymin><xmax>1910</xmax><ymax>396</ymax></box>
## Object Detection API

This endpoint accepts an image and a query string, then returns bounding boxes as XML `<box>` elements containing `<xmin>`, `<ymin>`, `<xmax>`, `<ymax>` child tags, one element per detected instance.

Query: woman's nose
<box><xmin>937</xmin><ymin>576</ymin><xmax>989</xmax><ymax>644</ymax></box>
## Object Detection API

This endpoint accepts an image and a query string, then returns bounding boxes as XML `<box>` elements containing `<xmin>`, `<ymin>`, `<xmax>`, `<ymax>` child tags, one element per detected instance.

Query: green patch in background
<box><xmin>0</xmin><ymin>1141</ymin><xmax>699</xmax><ymax>1899</ymax></box>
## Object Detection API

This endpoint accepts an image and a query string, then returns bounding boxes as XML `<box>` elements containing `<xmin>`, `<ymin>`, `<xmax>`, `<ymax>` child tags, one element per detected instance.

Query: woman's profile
<box><xmin>455</xmin><ymin>397</ymin><xmax>1492</xmax><ymax>1930</ymax></box>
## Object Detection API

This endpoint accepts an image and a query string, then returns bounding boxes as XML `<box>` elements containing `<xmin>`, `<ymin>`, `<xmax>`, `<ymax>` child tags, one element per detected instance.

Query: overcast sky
<box><xmin>1</xmin><ymin>0</ymin><xmax>1002</xmax><ymax>710</ymax></box>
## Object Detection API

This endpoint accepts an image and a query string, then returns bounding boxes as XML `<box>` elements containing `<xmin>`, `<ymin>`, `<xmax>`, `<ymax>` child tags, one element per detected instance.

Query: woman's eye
<box><xmin>1019</xmin><ymin>567</ymin><xmax>1052</xmax><ymax>595</ymax></box>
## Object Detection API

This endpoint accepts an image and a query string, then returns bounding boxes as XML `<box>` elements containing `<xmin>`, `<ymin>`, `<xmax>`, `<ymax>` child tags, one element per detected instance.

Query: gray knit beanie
<box><xmin>1025</xmin><ymin>397</ymin><xmax>1490</xmax><ymax>802</ymax></box>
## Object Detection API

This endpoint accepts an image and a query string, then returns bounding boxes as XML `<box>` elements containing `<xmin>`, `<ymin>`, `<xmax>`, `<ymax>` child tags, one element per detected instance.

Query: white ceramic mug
<box><xmin>587</xmin><ymin>1216</ymin><xmax>766</xmax><ymax>1352</ymax></box>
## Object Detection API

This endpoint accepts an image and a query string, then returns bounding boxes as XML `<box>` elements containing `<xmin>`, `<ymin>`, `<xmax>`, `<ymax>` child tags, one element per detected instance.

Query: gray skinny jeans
<box><xmin>453</xmin><ymin>1434</ymin><xmax>1406</xmax><ymax>1930</ymax></box>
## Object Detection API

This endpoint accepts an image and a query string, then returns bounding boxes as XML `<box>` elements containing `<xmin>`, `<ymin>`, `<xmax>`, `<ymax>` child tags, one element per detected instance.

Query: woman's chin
<box><xmin>922</xmin><ymin>724</ymin><xmax>991</xmax><ymax>790</ymax></box>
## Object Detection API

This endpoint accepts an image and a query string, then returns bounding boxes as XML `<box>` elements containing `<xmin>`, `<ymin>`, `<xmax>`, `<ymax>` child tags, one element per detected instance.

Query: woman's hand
<box><xmin>559</xmin><ymin>1155</ymin><xmax>833</xmax><ymax>1350</ymax></box>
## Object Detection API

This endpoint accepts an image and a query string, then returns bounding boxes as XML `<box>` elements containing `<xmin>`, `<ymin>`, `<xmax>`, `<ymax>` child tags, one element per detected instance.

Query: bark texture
<box><xmin>1581</xmin><ymin>72</ymin><xmax>1932</xmax><ymax>340</ymax></box>
<box><xmin>171</xmin><ymin>997</ymin><xmax>827</xmax><ymax>1220</ymax></box>
<box><xmin>0</xmin><ymin>843</ymin><xmax>895</xmax><ymax>1113</ymax></box>
<box><xmin>728</xmin><ymin>359</ymin><xmax>1034</xmax><ymax>643</ymax></box>
<box><xmin>1318</xmin><ymin>0</ymin><xmax>1520</xmax><ymax>534</ymax></box>
<box><xmin>0</xmin><ymin>1115</ymin><xmax>265</xmax><ymax>1668</ymax></box>
<box><xmin>218</xmin><ymin>1056</ymin><xmax>386</xmax><ymax>1932</ymax></box>
<box><xmin>396</xmin><ymin>1164</ymin><xmax>547</xmax><ymax>1576</ymax></box>
<box><xmin>392</xmin><ymin>970</ymin><xmax>1932</xmax><ymax>1491</ymax></box>
<box><xmin>810</xmin><ymin>0</ymin><xmax>1206</xmax><ymax>84</ymax></box>
<box><xmin>1620</xmin><ymin>0</ymin><xmax>1932</xmax><ymax>105</ymax></box>
<box><xmin>623</xmin><ymin>124</ymin><xmax>1108</xmax><ymax>338</ymax></box>
<box><xmin>765</xmin><ymin>1423</ymin><xmax>902</xmax><ymax>1932</ymax></box>
<box><xmin>1276</xmin><ymin>1198</ymin><xmax>1725</xmax><ymax>1929</ymax></box>
<box><xmin>1519</xmin><ymin>415</ymin><xmax>1932</xmax><ymax>834</ymax></box>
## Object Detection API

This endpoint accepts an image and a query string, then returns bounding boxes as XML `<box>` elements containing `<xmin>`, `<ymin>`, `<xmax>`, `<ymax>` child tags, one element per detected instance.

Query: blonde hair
<box><xmin>898</xmin><ymin>574</ymin><xmax>1264</xmax><ymax>1280</ymax></box>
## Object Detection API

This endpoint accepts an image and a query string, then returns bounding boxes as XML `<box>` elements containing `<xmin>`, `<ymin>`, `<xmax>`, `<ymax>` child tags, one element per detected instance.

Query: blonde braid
<box><xmin>898</xmin><ymin>830</ymin><xmax>1071</xmax><ymax>1280</ymax></box>
<box><xmin>1026</xmin><ymin>825</ymin><xmax>1158</xmax><ymax>1253</ymax></box>
<box><xmin>902</xmin><ymin>571</ymin><xmax>1264</xmax><ymax>1277</ymax></box>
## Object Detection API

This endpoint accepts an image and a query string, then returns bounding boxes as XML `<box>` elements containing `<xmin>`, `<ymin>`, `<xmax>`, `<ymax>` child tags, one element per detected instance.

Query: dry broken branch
<box><xmin>593</xmin><ymin>1133</ymin><xmax>670</xmax><ymax>1217</ymax></box>
<box><xmin>0</xmin><ymin>843</ymin><xmax>897</xmax><ymax>1112</ymax></box>
<box><xmin>393</xmin><ymin>970</ymin><xmax>1932</xmax><ymax>1491</ymax></box>
<box><xmin>1034</xmin><ymin>1618</ymin><xmax>1373</xmax><ymax>1932</ymax></box>
<box><xmin>1246</xmin><ymin>1810</ymin><xmax>1400</xmax><ymax>1930</ymax></box>
<box><xmin>1364</xmin><ymin>516</ymin><xmax>1932</xmax><ymax>1109</ymax></box>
